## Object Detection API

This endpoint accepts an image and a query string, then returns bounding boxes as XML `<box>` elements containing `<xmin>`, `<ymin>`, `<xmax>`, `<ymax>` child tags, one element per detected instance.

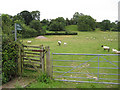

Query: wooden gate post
<box><xmin>21</xmin><ymin>45</ymin><xmax>24</xmax><ymax>74</ymax></box>
<box><xmin>45</xmin><ymin>46</ymin><xmax>52</xmax><ymax>77</ymax></box>
<box><xmin>18</xmin><ymin>46</ymin><xmax>22</xmax><ymax>76</ymax></box>
<box><xmin>40</xmin><ymin>45</ymin><xmax>45</xmax><ymax>73</ymax></box>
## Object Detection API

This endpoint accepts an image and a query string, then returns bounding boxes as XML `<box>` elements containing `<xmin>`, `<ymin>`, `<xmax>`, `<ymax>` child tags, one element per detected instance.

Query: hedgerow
<box><xmin>2</xmin><ymin>34</ymin><xmax>20</xmax><ymax>84</ymax></box>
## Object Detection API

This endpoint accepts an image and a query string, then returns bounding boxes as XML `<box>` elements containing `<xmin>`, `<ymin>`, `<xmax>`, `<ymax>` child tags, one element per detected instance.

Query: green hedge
<box><xmin>2</xmin><ymin>34</ymin><xmax>20</xmax><ymax>84</ymax></box>
<box><xmin>45</xmin><ymin>32</ymin><xmax>77</xmax><ymax>35</ymax></box>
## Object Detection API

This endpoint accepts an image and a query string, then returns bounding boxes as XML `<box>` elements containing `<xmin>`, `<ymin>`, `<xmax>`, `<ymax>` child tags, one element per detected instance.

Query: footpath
<box><xmin>1</xmin><ymin>77</ymin><xmax>35</xmax><ymax>89</ymax></box>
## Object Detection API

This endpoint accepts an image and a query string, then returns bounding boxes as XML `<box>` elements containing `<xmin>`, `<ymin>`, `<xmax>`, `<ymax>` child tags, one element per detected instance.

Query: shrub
<box><xmin>37</xmin><ymin>73</ymin><xmax>52</xmax><ymax>84</ymax></box>
<box><xmin>45</xmin><ymin>32</ymin><xmax>77</xmax><ymax>35</ymax></box>
<box><xmin>2</xmin><ymin>34</ymin><xmax>20</xmax><ymax>84</ymax></box>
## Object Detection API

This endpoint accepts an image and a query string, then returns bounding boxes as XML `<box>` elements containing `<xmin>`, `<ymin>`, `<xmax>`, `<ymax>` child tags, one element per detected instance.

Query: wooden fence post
<box><xmin>40</xmin><ymin>45</ymin><xmax>45</xmax><ymax>73</ymax></box>
<box><xmin>45</xmin><ymin>46</ymin><xmax>52</xmax><ymax>77</ymax></box>
<box><xmin>21</xmin><ymin>45</ymin><xmax>24</xmax><ymax>74</ymax></box>
<box><xmin>18</xmin><ymin>46</ymin><xmax>22</xmax><ymax>76</ymax></box>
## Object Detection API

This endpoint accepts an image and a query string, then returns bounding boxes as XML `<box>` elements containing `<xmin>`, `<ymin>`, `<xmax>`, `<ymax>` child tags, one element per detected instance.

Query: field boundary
<box><xmin>52</xmin><ymin>53</ymin><xmax>120</xmax><ymax>85</ymax></box>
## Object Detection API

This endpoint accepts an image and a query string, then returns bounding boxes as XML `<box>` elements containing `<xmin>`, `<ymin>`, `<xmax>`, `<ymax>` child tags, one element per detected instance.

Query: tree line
<box><xmin>2</xmin><ymin>10</ymin><xmax>119</xmax><ymax>39</ymax></box>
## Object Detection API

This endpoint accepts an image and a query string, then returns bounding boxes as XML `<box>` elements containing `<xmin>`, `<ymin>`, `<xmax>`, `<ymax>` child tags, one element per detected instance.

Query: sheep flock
<box><xmin>58</xmin><ymin>41</ymin><xmax>67</xmax><ymax>46</ymax></box>
<box><xmin>101</xmin><ymin>45</ymin><xmax>120</xmax><ymax>54</ymax></box>
<box><xmin>26</xmin><ymin>40</ymin><xmax>119</xmax><ymax>54</ymax></box>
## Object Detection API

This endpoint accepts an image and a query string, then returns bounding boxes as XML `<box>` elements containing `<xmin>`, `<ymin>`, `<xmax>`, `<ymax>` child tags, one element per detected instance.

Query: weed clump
<box><xmin>37</xmin><ymin>73</ymin><xmax>52</xmax><ymax>84</ymax></box>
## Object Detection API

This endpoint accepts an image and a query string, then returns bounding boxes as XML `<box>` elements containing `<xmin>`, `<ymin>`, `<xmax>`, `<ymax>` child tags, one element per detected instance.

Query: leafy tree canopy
<box><xmin>29</xmin><ymin>20</ymin><xmax>41</xmax><ymax>33</ymax></box>
<box><xmin>77</xmin><ymin>15</ymin><xmax>96</xmax><ymax>31</ymax></box>
<box><xmin>18</xmin><ymin>10</ymin><xmax>33</xmax><ymax>25</ymax></box>
<box><xmin>100</xmin><ymin>20</ymin><xmax>111</xmax><ymax>31</ymax></box>
<box><xmin>49</xmin><ymin>17</ymin><xmax>66</xmax><ymax>31</ymax></box>
<box><xmin>31</xmin><ymin>10</ymin><xmax>40</xmax><ymax>20</ymax></box>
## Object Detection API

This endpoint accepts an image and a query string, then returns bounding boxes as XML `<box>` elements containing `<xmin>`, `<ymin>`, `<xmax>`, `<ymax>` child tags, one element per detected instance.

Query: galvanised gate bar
<box><xmin>52</xmin><ymin>53</ymin><xmax>120</xmax><ymax>85</ymax></box>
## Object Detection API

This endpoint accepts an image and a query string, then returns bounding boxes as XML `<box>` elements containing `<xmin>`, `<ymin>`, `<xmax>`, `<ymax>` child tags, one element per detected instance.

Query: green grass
<box><xmin>22</xmin><ymin>30</ymin><xmax>119</xmax><ymax>88</ymax></box>
<box><xmin>65</xmin><ymin>25</ymin><xmax>78</xmax><ymax>31</ymax></box>
<box><xmin>27</xmin><ymin>80</ymin><xmax>118</xmax><ymax>88</ymax></box>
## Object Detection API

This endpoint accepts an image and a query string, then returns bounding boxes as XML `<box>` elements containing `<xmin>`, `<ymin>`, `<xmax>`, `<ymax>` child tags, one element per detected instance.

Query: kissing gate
<box><xmin>18</xmin><ymin>45</ymin><xmax>52</xmax><ymax>77</ymax></box>
<box><xmin>52</xmin><ymin>53</ymin><xmax>120</xmax><ymax>85</ymax></box>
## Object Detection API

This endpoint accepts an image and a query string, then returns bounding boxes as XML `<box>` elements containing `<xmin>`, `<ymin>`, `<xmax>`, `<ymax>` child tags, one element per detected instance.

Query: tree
<box><xmin>31</xmin><ymin>11</ymin><xmax>40</xmax><ymax>20</ymax></box>
<box><xmin>118</xmin><ymin>21</ymin><xmax>120</xmax><ymax>32</ymax></box>
<box><xmin>29</xmin><ymin>20</ymin><xmax>41</xmax><ymax>34</ymax></box>
<box><xmin>73</xmin><ymin>12</ymin><xmax>84</xmax><ymax>25</ymax></box>
<box><xmin>41</xmin><ymin>19</ymin><xmax>49</xmax><ymax>26</ymax></box>
<box><xmin>18</xmin><ymin>10</ymin><xmax>33</xmax><ymax>25</ymax></box>
<box><xmin>95</xmin><ymin>22</ymin><xmax>101</xmax><ymax>28</ymax></box>
<box><xmin>2</xmin><ymin>14</ymin><xmax>13</xmax><ymax>34</ymax></box>
<box><xmin>49</xmin><ymin>17</ymin><xmax>66</xmax><ymax>32</ymax></box>
<box><xmin>21</xmin><ymin>23</ymin><xmax>37</xmax><ymax>38</ymax></box>
<box><xmin>66</xmin><ymin>18</ymin><xmax>71</xmax><ymax>25</ymax></box>
<box><xmin>77</xmin><ymin>15</ymin><xmax>96</xmax><ymax>31</ymax></box>
<box><xmin>100</xmin><ymin>20</ymin><xmax>111</xmax><ymax>31</ymax></box>
<box><xmin>12</xmin><ymin>15</ymin><xmax>25</xmax><ymax>24</ymax></box>
<box><xmin>111</xmin><ymin>22</ymin><xmax>117</xmax><ymax>31</ymax></box>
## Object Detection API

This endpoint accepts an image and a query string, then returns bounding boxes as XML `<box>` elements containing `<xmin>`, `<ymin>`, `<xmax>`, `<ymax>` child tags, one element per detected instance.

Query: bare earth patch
<box><xmin>2</xmin><ymin>77</ymin><xmax>35</xmax><ymax>88</ymax></box>
<box><xmin>35</xmin><ymin>36</ymin><xmax>47</xmax><ymax>39</ymax></box>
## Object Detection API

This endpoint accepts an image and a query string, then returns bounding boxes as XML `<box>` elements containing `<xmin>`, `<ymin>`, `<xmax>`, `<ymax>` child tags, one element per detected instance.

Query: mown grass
<box><xmin>22</xmin><ymin>30</ymin><xmax>119</xmax><ymax>88</ymax></box>
<box><xmin>65</xmin><ymin>25</ymin><xmax>78</xmax><ymax>31</ymax></box>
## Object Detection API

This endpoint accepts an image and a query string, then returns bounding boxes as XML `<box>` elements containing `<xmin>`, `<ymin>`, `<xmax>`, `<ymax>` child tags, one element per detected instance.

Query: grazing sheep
<box><xmin>27</xmin><ymin>41</ymin><xmax>32</xmax><ymax>44</ymax></box>
<box><xmin>108</xmin><ymin>39</ymin><xmax>110</xmax><ymax>41</ymax></box>
<box><xmin>112</xmin><ymin>49</ymin><xmax>120</xmax><ymax>54</ymax></box>
<box><xmin>64</xmin><ymin>42</ymin><xmax>67</xmax><ymax>45</ymax></box>
<box><xmin>115</xmin><ymin>51</ymin><xmax>120</xmax><ymax>54</ymax></box>
<box><xmin>58</xmin><ymin>41</ymin><xmax>61</xmax><ymax>46</ymax></box>
<box><xmin>112</xmin><ymin>49</ymin><xmax>118</xmax><ymax>53</ymax></box>
<box><xmin>101</xmin><ymin>45</ymin><xmax>110</xmax><ymax>52</ymax></box>
<box><xmin>93</xmin><ymin>77</ymin><xmax>98</xmax><ymax>80</ymax></box>
<box><xmin>110</xmin><ymin>39</ymin><xmax>113</xmax><ymax>42</ymax></box>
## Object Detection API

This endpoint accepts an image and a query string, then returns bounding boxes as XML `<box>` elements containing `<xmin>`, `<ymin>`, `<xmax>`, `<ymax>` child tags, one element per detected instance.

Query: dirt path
<box><xmin>1</xmin><ymin>77</ymin><xmax>35</xmax><ymax>89</ymax></box>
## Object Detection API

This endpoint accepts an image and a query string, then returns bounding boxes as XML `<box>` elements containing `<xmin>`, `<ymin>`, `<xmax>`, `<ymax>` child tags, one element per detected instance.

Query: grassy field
<box><xmin>21</xmin><ymin>29</ymin><xmax>119</xmax><ymax>88</ymax></box>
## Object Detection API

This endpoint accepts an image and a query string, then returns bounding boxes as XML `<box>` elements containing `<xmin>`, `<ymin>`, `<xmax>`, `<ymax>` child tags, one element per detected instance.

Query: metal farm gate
<box><xmin>52</xmin><ymin>53</ymin><xmax>120</xmax><ymax>85</ymax></box>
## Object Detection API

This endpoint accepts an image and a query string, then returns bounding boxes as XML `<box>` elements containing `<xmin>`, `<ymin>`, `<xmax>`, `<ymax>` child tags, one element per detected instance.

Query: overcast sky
<box><xmin>0</xmin><ymin>0</ymin><xmax>119</xmax><ymax>22</ymax></box>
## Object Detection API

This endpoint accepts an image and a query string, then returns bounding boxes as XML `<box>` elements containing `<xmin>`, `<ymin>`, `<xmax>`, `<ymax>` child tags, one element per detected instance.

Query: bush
<box><xmin>2</xmin><ymin>34</ymin><xmax>20</xmax><ymax>84</ymax></box>
<box><xmin>45</xmin><ymin>32</ymin><xmax>77</xmax><ymax>35</ymax></box>
<box><xmin>37</xmin><ymin>73</ymin><xmax>52</xmax><ymax>84</ymax></box>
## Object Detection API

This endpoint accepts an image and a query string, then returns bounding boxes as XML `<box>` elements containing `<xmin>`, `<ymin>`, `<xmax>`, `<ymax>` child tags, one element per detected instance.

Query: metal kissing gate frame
<box><xmin>52</xmin><ymin>53</ymin><xmax>120</xmax><ymax>85</ymax></box>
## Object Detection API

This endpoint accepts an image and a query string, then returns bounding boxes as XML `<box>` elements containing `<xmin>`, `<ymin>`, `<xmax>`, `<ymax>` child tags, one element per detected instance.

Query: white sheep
<box><xmin>93</xmin><ymin>77</ymin><xmax>98</xmax><ymax>80</ymax></box>
<box><xmin>27</xmin><ymin>41</ymin><xmax>32</xmax><ymax>44</ymax></box>
<box><xmin>58</xmin><ymin>41</ymin><xmax>61</xmax><ymax>46</ymax></box>
<box><xmin>101</xmin><ymin>45</ymin><xmax>110</xmax><ymax>52</ymax></box>
<box><xmin>112</xmin><ymin>49</ymin><xmax>117</xmax><ymax>53</ymax></box>
<box><xmin>115</xmin><ymin>51</ymin><xmax>120</xmax><ymax>54</ymax></box>
<box><xmin>112</xmin><ymin>49</ymin><xmax>120</xmax><ymax>54</ymax></box>
<box><xmin>64</xmin><ymin>42</ymin><xmax>67</xmax><ymax>45</ymax></box>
